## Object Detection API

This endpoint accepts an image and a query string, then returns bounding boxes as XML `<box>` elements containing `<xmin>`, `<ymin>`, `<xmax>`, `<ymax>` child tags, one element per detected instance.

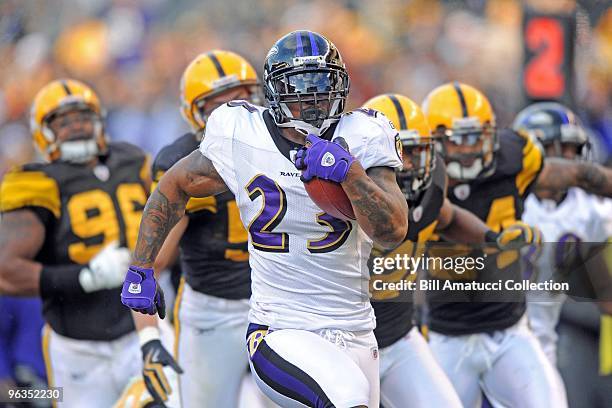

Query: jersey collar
<box><xmin>263</xmin><ymin>109</ymin><xmax>338</xmax><ymax>163</ymax></box>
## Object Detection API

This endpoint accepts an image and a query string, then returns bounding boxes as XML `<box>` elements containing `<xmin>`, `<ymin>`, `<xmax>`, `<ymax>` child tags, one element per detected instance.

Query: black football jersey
<box><xmin>0</xmin><ymin>142</ymin><xmax>149</xmax><ymax>341</ymax></box>
<box><xmin>371</xmin><ymin>155</ymin><xmax>447</xmax><ymax>348</ymax></box>
<box><xmin>427</xmin><ymin>129</ymin><xmax>544</xmax><ymax>335</ymax></box>
<box><xmin>152</xmin><ymin>133</ymin><xmax>250</xmax><ymax>300</ymax></box>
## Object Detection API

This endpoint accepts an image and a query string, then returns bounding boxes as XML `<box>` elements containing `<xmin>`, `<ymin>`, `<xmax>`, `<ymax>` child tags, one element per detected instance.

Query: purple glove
<box><xmin>121</xmin><ymin>266</ymin><xmax>166</xmax><ymax>319</ymax></box>
<box><xmin>294</xmin><ymin>134</ymin><xmax>355</xmax><ymax>183</ymax></box>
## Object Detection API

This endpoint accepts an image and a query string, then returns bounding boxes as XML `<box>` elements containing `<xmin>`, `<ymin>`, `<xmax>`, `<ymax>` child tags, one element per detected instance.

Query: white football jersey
<box><xmin>524</xmin><ymin>187</ymin><xmax>609</xmax><ymax>244</ymax></box>
<box><xmin>200</xmin><ymin>102</ymin><xmax>402</xmax><ymax>331</ymax></box>
<box><xmin>523</xmin><ymin>187</ymin><xmax>609</xmax><ymax>286</ymax></box>
<box><xmin>591</xmin><ymin>197</ymin><xmax>612</xmax><ymax>237</ymax></box>
<box><xmin>523</xmin><ymin>188</ymin><xmax>609</xmax><ymax>363</ymax></box>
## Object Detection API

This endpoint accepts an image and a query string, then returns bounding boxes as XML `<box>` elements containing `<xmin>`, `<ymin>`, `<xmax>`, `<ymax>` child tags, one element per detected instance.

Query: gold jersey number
<box><xmin>67</xmin><ymin>184</ymin><xmax>147</xmax><ymax>264</ymax></box>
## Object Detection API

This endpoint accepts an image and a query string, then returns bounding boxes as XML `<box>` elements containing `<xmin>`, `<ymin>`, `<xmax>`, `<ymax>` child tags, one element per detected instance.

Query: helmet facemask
<box><xmin>396</xmin><ymin>133</ymin><xmax>435</xmax><ymax>202</ymax></box>
<box><xmin>534</xmin><ymin>123</ymin><xmax>591</xmax><ymax>160</ymax></box>
<box><xmin>41</xmin><ymin>103</ymin><xmax>105</xmax><ymax>163</ymax></box>
<box><xmin>265</xmin><ymin>62</ymin><xmax>349</xmax><ymax>137</ymax></box>
<box><xmin>436</xmin><ymin>118</ymin><xmax>498</xmax><ymax>182</ymax></box>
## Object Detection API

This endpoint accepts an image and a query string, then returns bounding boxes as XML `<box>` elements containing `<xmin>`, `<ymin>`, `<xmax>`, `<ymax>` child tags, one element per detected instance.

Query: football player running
<box><xmin>422</xmin><ymin>83</ymin><xmax>549</xmax><ymax>408</ymax></box>
<box><xmin>363</xmin><ymin>94</ymin><xmax>537</xmax><ymax>408</ymax></box>
<box><xmin>421</xmin><ymin>82</ymin><xmax>612</xmax><ymax>407</ymax></box>
<box><xmin>516</xmin><ymin>102</ymin><xmax>611</xmax><ymax>366</ymax></box>
<box><xmin>122</xmin><ymin>30</ymin><xmax>408</xmax><ymax>408</ymax></box>
<box><xmin>138</xmin><ymin>50</ymin><xmax>263</xmax><ymax>407</ymax></box>
<box><xmin>0</xmin><ymin>79</ymin><xmax>149</xmax><ymax>406</ymax></box>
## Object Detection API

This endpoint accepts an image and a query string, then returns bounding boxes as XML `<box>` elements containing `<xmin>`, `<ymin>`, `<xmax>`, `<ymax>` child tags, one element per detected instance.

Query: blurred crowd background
<box><xmin>0</xmin><ymin>0</ymin><xmax>610</xmax><ymax>174</ymax></box>
<box><xmin>0</xmin><ymin>1</ymin><xmax>611</xmax><ymax>405</ymax></box>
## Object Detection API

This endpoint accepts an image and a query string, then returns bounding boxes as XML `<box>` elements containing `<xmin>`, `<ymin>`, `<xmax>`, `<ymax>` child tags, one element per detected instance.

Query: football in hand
<box><xmin>304</xmin><ymin>178</ymin><xmax>356</xmax><ymax>221</ymax></box>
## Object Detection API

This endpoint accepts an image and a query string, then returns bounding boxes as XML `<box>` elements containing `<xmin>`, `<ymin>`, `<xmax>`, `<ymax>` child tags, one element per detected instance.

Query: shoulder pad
<box><xmin>494</xmin><ymin>129</ymin><xmax>528</xmax><ymax>177</ymax></box>
<box><xmin>225</xmin><ymin>100</ymin><xmax>264</xmax><ymax>114</ymax></box>
<box><xmin>153</xmin><ymin>133</ymin><xmax>199</xmax><ymax>181</ymax></box>
<box><xmin>338</xmin><ymin>109</ymin><xmax>397</xmax><ymax>143</ymax></box>
<box><xmin>108</xmin><ymin>141</ymin><xmax>146</xmax><ymax>160</ymax></box>
<box><xmin>495</xmin><ymin>129</ymin><xmax>543</xmax><ymax>195</ymax></box>
<box><xmin>0</xmin><ymin>165</ymin><xmax>61</xmax><ymax>217</ymax></box>
<box><xmin>343</xmin><ymin>108</ymin><xmax>397</xmax><ymax>130</ymax></box>
<box><xmin>108</xmin><ymin>141</ymin><xmax>150</xmax><ymax>183</ymax></box>
<box><xmin>514</xmin><ymin>130</ymin><xmax>544</xmax><ymax>195</ymax></box>
<box><xmin>209</xmin><ymin>101</ymin><xmax>265</xmax><ymax>131</ymax></box>
<box><xmin>336</xmin><ymin>109</ymin><xmax>402</xmax><ymax>170</ymax></box>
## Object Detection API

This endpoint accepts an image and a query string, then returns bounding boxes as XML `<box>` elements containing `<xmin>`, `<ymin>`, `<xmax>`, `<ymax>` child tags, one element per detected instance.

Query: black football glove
<box><xmin>141</xmin><ymin>339</ymin><xmax>183</xmax><ymax>405</ymax></box>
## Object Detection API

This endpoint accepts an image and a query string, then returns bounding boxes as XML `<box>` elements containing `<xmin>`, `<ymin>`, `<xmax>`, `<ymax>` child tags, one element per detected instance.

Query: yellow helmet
<box><xmin>422</xmin><ymin>82</ymin><xmax>498</xmax><ymax>181</ymax></box>
<box><xmin>363</xmin><ymin>93</ymin><xmax>435</xmax><ymax>201</ymax></box>
<box><xmin>180</xmin><ymin>50</ymin><xmax>259</xmax><ymax>131</ymax></box>
<box><xmin>30</xmin><ymin>79</ymin><xmax>106</xmax><ymax>163</ymax></box>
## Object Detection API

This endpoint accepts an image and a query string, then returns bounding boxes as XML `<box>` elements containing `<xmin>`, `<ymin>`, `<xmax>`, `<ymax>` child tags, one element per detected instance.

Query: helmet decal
<box><xmin>388</xmin><ymin>94</ymin><xmax>408</xmax><ymax>130</ymax></box>
<box><xmin>207</xmin><ymin>52</ymin><xmax>226</xmax><ymax>77</ymax></box>
<box><xmin>453</xmin><ymin>81</ymin><xmax>469</xmax><ymax>117</ymax></box>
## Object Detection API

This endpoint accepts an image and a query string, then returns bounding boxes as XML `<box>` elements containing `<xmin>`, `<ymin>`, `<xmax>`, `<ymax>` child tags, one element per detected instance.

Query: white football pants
<box><xmin>526</xmin><ymin>291</ymin><xmax>566</xmax><ymax>366</ymax></box>
<box><xmin>247</xmin><ymin>325</ymin><xmax>379</xmax><ymax>407</ymax></box>
<box><xmin>174</xmin><ymin>280</ymin><xmax>252</xmax><ymax>408</ymax></box>
<box><xmin>379</xmin><ymin>327</ymin><xmax>462</xmax><ymax>408</ymax></box>
<box><xmin>43</xmin><ymin>325</ymin><xmax>141</xmax><ymax>407</ymax></box>
<box><xmin>428</xmin><ymin>315</ymin><xmax>568</xmax><ymax>408</ymax></box>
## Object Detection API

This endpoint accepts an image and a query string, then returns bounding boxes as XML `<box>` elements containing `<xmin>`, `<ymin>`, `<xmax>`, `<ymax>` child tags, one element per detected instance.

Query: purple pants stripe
<box><xmin>251</xmin><ymin>339</ymin><xmax>333</xmax><ymax>408</ymax></box>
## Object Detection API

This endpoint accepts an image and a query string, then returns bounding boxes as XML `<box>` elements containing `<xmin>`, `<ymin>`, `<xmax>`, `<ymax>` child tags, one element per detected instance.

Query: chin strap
<box><xmin>275</xmin><ymin>99</ymin><xmax>342</xmax><ymax>138</ymax></box>
<box><xmin>276</xmin><ymin>118</ymin><xmax>337</xmax><ymax>137</ymax></box>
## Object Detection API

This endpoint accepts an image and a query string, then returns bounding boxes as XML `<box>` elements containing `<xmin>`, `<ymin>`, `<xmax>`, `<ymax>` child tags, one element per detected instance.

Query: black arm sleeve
<box><xmin>39</xmin><ymin>264</ymin><xmax>86</xmax><ymax>298</ymax></box>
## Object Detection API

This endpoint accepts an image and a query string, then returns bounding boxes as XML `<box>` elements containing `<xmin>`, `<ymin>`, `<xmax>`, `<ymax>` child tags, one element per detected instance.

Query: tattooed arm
<box><xmin>131</xmin><ymin>150</ymin><xmax>227</xmax><ymax>267</ymax></box>
<box><xmin>153</xmin><ymin>216</ymin><xmax>188</xmax><ymax>276</ymax></box>
<box><xmin>536</xmin><ymin>158</ymin><xmax>612</xmax><ymax>197</ymax></box>
<box><xmin>0</xmin><ymin>210</ymin><xmax>45</xmax><ymax>295</ymax></box>
<box><xmin>342</xmin><ymin>165</ymin><xmax>408</xmax><ymax>249</ymax></box>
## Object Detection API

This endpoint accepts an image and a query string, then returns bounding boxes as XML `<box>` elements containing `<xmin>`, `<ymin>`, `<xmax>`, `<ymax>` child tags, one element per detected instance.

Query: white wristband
<box><xmin>138</xmin><ymin>326</ymin><xmax>161</xmax><ymax>347</ymax></box>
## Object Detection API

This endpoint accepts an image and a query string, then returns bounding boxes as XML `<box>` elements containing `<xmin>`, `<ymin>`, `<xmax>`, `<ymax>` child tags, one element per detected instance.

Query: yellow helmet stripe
<box><xmin>387</xmin><ymin>94</ymin><xmax>408</xmax><ymax>130</ymax></box>
<box><xmin>452</xmin><ymin>81</ymin><xmax>469</xmax><ymax>117</ymax></box>
<box><xmin>60</xmin><ymin>79</ymin><xmax>72</xmax><ymax>95</ymax></box>
<box><xmin>207</xmin><ymin>52</ymin><xmax>226</xmax><ymax>77</ymax></box>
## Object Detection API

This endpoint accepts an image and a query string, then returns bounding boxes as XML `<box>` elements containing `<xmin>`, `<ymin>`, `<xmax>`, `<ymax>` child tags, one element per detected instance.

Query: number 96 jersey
<box><xmin>0</xmin><ymin>142</ymin><xmax>149</xmax><ymax>341</ymax></box>
<box><xmin>200</xmin><ymin>102</ymin><xmax>402</xmax><ymax>332</ymax></box>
